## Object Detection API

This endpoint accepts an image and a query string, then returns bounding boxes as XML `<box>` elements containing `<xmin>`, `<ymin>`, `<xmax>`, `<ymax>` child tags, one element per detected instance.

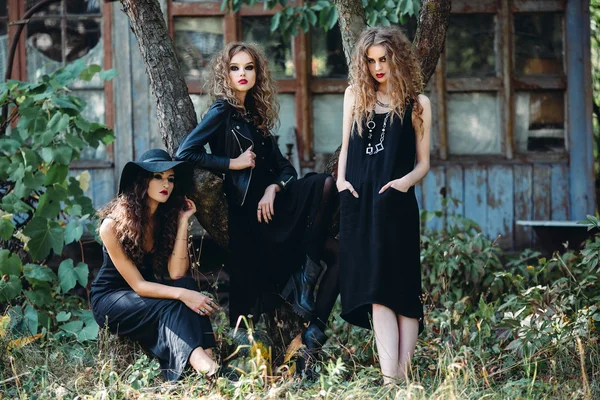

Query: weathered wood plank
<box><xmin>487</xmin><ymin>166</ymin><xmax>514</xmax><ymax>248</ymax></box>
<box><xmin>463</xmin><ymin>166</ymin><xmax>487</xmax><ymax>234</ymax></box>
<box><xmin>445</xmin><ymin>165</ymin><xmax>464</xmax><ymax>220</ymax></box>
<box><xmin>130</xmin><ymin>28</ymin><xmax>151</xmax><ymax>159</ymax></box>
<box><xmin>112</xmin><ymin>6</ymin><xmax>134</xmax><ymax>194</ymax></box>
<box><xmin>513</xmin><ymin>164</ymin><xmax>533</xmax><ymax>249</ymax></box>
<box><xmin>422</xmin><ymin>166</ymin><xmax>445</xmax><ymax>232</ymax></box>
<box><xmin>533</xmin><ymin>164</ymin><xmax>551</xmax><ymax>247</ymax></box>
<box><xmin>551</xmin><ymin>164</ymin><xmax>569</xmax><ymax>220</ymax></box>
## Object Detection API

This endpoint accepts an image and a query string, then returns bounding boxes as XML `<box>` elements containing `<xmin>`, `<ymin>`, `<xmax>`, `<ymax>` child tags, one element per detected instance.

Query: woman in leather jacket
<box><xmin>175</xmin><ymin>42</ymin><xmax>340</xmax><ymax>375</ymax></box>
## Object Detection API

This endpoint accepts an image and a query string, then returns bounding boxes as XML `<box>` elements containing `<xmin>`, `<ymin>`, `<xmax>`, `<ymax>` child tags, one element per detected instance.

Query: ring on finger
<box><xmin>197</xmin><ymin>309</ymin><xmax>202</xmax><ymax>314</ymax></box>
<box><xmin>201</xmin><ymin>308</ymin><xmax>207</xmax><ymax>314</ymax></box>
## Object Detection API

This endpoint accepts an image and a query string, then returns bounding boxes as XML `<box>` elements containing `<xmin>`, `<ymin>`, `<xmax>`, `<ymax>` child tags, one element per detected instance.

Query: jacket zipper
<box><xmin>232</xmin><ymin>127</ymin><xmax>254</xmax><ymax>206</ymax></box>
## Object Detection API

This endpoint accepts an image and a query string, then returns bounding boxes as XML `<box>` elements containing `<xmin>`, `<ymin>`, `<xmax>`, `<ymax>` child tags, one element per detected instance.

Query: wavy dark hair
<box><xmin>350</xmin><ymin>26</ymin><xmax>424</xmax><ymax>137</ymax></box>
<box><xmin>205</xmin><ymin>41</ymin><xmax>279</xmax><ymax>135</ymax></box>
<box><xmin>98</xmin><ymin>168</ymin><xmax>189</xmax><ymax>277</ymax></box>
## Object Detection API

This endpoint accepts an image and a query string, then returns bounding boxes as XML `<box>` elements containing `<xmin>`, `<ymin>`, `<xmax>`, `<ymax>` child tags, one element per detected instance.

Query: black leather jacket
<box><xmin>175</xmin><ymin>99</ymin><xmax>297</xmax><ymax>206</ymax></box>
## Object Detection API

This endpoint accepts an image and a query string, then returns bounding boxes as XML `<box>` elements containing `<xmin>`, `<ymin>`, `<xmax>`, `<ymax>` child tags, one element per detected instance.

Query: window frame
<box><xmin>5</xmin><ymin>0</ymin><xmax>114</xmax><ymax>169</ymax></box>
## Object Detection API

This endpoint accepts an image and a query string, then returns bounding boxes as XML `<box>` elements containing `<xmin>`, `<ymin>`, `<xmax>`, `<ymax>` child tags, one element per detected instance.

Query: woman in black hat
<box><xmin>90</xmin><ymin>149</ymin><xmax>219</xmax><ymax>381</ymax></box>
<box><xmin>175</xmin><ymin>42</ymin><xmax>340</xmax><ymax>375</ymax></box>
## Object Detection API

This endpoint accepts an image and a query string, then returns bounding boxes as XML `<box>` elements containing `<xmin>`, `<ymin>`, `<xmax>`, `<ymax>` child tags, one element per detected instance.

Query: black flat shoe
<box><xmin>296</xmin><ymin>324</ymin><xmax>328</xmax><ymax>379</ymax></box>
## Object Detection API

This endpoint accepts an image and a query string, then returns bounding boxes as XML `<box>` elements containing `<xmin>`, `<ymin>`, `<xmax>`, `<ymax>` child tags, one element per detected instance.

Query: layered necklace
<box><xmin>366</xmin><ymin>91</ymin><xmax>392</xmax><ymax>155</ymax></box>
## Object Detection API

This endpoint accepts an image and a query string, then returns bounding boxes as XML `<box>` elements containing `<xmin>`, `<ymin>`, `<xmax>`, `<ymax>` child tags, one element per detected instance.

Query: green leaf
<box><xmin>64</xmin><ymin>219</ymin><xmax>84</xmax><ymax>244</ymax></box>
<box><xmin>327</xmin><ymin>7</ymin><xmax>338</xmax><ymax>30</ymax></box>
<box><xmin>23</xmin><ymin>217</ymin><xmax>64</xmax><ymax>261</ymax></box>
<box><xmin>24</xmin><ymin>304</ymin><xmax>38</xmax><ymax>335</ymax></box>
<box><xmin>25</xmin><ymin>288</ymin><xmax>53</xmax><ymax>307</ymax></box>
<box><xmin>300</xmin><ymin>14</ymin><xmax>309</xmax><ymax>32</ymax></box>
<box><xmin>0</xmin><ymin>249</ymin><xmax>22</xmax><ymax>276</ymax></box>
<box><xmin>79</xmin><ymin>64</ymin><xmax>102</xmax><ymax>81</ymax></box>
<box><xmin>66</xmin><ymin>204</ymin><xmax>83</xmax><ymax>217</ymax></box>
<box><xmin>23</xmin><ymin>263</ymin><xmax>57</xmax><ymax>283</ymax></box>
<box><xmin>58</xmin><ymin>259</ymin><xmax>77</xmax><ymax>293</ymax></box>
<box><xmin>60</xmin><ymin>320</ymin><xmax>83</xmax><ymax>335</ymax></box>
<box><xmin>306</xmin><ymin>9</ymin><xmax>317</xmax><ymax>25</ymax></box>
<box><xmin>1</xmin><ymin>193</ymin><xmax>34</xmax><ymax>214</ymax></box>
<box><xmin>54</xmin><ymin>97</ymin><xmax>82</xmax><ymax>111</ymax></box>
<box><xmin>74</xmin><ymin>262</ymin><xmax>88</xmax><ymax>287</ymax></box>
<box><xmin>0</xmin><ymin>138</ymin><xmax>21</xmax><ymax>156</ymax></box>
<box><xmin>0</xmin><ymin>275</ymin><xmax>22</xmax><ymax>302</ymax></box>
<box><xmin>74</xmin><ymin>309</ymin><xmax>96</xmax><ymax>327</ymax></box>
<box><xmin>36</xmin><ymin>192</ymin><xmax>61</xmax><ymax>219</ymax></box>
<box><xmin>46</xmin><ymin>112</ymin><xmax>70</xmax><ymax>135</ymax></box>
<box><xmin>21</xmin><ymin>148</ymin><xmax>40</xmax><ymax>168</ymax></box>
<box><xmin>74</xmin><ymin>116</ymin><xmax>91</xmax><ymax>132</ymax></box>
<box><xmin>77</xmin><ymin>322</ymin><xmax>99</xmax><ymax>342</ymax></box>
<box><xmin>24</xmin><ymin>170</ymin><xmax>46</xmax><ymax>191</ymax></box>
<box><xmin>99</xmin><ymin>69</ymin><xmax>118</xmax><ymax>81</ymax></box>
<box><xmin>271</xmin><ymin>12</ymin><xmax>282</xmax><ymax>32</ymax></box>
<box><xmin>0</xmin><ymin>156</ymin><xmax>10</xmax><ymax>180</ymax></box>
<box><xmin>56</xmin><ymin>311</ymin><xmax>71</xmax><ymax>322</ymax></box>
<box><xmin>44</xmin><ymin>164</ymin><xmax>68</xmax><ymax>185</ymax></box>
<box><xmin>54</xmin><ymin>145</ymin><xmax>73</xmax><ymax>165</ymax></box>
<box><xmin>0</xmin><ymin>219</ymin><xmax>15</xmax><ymax>241</ymax></box>
<box><xmin>65</xmin><ymin>134</ymin><xmax>86</xmax><ymax>151</ymax></box>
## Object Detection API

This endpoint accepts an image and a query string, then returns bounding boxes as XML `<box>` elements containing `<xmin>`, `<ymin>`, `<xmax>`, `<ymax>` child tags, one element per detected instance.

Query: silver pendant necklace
<box><xmin>366</xmin><ymin>111</ymin><xmax>391</xmax><ymax>155</ymax></box>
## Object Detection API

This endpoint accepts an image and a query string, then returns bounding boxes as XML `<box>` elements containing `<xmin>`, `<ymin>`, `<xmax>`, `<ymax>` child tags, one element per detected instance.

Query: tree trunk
<box><xmin>333</xmin><ymin>0</ymin><xmax>367</xmax><ymax>66</ymax></box>
<box><xmin>118</xmin><ymin>0</ymin><xmax>230</xmax><ymax>248</ymax></box>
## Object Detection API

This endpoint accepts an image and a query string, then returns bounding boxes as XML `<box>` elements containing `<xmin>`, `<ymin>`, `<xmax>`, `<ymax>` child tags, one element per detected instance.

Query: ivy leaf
<box><xmin>44</xmin><ymin>164</ymin><xmax>68</xmax><ymax>186</ymax></box>
<box><xmin>0</xmin><ymin>275</ymin><xmax>22</xmax><ymax>302</ymax></box>
<box><xmin>0</xmin><ymin>156</ymin><xmax>10</xmax><ymax>180</ymax></box>
<box><xmin>64</xmin><ymin>219</ymin><xmax>84</xmax><ymax>244</ymax></box>
<box><xmin>79</xmin><ymin>64</ymin><xmax>102</xmax><ymax>82</ymax></box>
<box><xmin>58</xmin><ymin>259</ymin><xmax>77</xmax><ymax>293</ymax></box>
<box><xmin>46</xmin><ymin>113</ymin><xmax>70</xmax><ymax>135</ymax></box>
<box><xmin>23</xmin><ymin>263</ymin><xmax>57</xmax><ymax>283</ymax></box>
<box><xmin>74</xmin><ymin>262</ymin><xmax>89</xmax><ymax>287</ymax></box>
<box><xmin>21</xmin><ymin>148</ymin><xmax>40</xmax><ymax>168</ymax></box>
<box><xmin>326</xmin><ymin>7</ymin><xmax>338</xmax><ymax>30</ymax></box>
<box><xmin>24</xmin><ymin>170</ymin><xmax>46</xmax><ymax>191</ymax></box>
<box><xmin>0</xmin><ymin>219</ymin><xmax>15</xmax><ymax>241</ymax></box>
<box><xmin>0</xmin><ymin>249</ymin><xmax>22</xmax><ymax>276</ymax></box>
<box><xmin>59</xmin><ymin>320</ymin><xmax>83</xmax><ymax>335</ymax></box>
<box><xmin>56</xmin><ymin>311</ymin><xmax>71</xmax><ymax>322</ymax></box>
<box><xmin>1</xmin><ymin>193</ymin><xmax>34</xmax><ymax>214</ymax></box>
<box><xmin>24</xmin><ymin>304</ymin><xmax>38</xmax><ymax>335</ymax></box>
<box><xmin>271</xmin><ymin>12</ymin><xmax>282</xmax><ymax>32</ymax></box>
<box><xmin>0</xmin><ymin>138</ymin><xmax>21</xmax><ymax>156</ymax></box>
<box><xmin>306</xmin><ymin>9</ymin><xmax>317</xmax><ymax>26</ymax></box>
<box><xmin>77</xmin><ymin>322</ymin><xmax>99</xmax><ymax>342</ymax></box>
<box><xmin>25</xmin><ymin>289</ymin><xmax>53</xmax><ymax>307</ymax></box>
<box><xmin>54</xmin><ymin>97</ymin><xmax>81</xmax><ymax>111</ymax></box>
<box><xmin>23</xmin><ymin>217</ymin><xmax>64</xmax><ymax>261</ymax></box>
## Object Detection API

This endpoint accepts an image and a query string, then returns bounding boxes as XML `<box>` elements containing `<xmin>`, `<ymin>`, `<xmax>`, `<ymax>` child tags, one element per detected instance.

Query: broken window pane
<box><xmin>27</xmin><ymin>0</ymin><xmax>62</xmax><ymax>16</ymax></box>
<box><xmin>313</xmin><ymin>94</ymin><xmax>344</xmax><ymax>154</ymax></box>
<box><xmin>447</xmin><ymin>92</ymin><xmax>501</xmax><ymax>155</ymax></box>
<box><xmin>515</xmin><ymin>91</ymin><xmax>565</xmax><ymax>152</ymax></box>
<box><xmin>514</xmin><ymin>13</ymin><xmax>563</xmax><ymax>75</ymax></box>
<box><xmin>446</xmin><ymin>14</ymin><xmax>496</xmax><ymax>78</ymax></box>
<box><xmin>67</xmin><ymin>0</ymin><xmax>101</xmax><ymax>15</ymax></box>
<box><xmin>174</xmin><ymin>17</ymin><xmax>224</xmax><ymax>81</ymax></box>
<box><xmin>242</xmin><ymin>17</ymin><xmax>294</xmax><ymax>79</ymax></box>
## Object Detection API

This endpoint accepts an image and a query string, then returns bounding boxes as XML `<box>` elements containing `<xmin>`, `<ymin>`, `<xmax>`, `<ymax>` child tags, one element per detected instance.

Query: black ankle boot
<box><xmin>281</xmin><ymin>256</ymin><xmax>324</xmax><ymax>319</ymax></box>
<box><xmin>296</xmin><ymin>324</ymin><xmax>328</xmax><ymax>379</ymax></box>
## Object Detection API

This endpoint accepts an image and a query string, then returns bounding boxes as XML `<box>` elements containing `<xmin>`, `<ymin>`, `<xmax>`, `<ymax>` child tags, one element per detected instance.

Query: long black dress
<box><xmin>339</xmin><ymin>103</ymin><xmax>424</xmax><ymax>332</ymax></box>
<box><xmin>227</xmin><ymin>123</ymin><xmax>329</xmax><ymax>325</ymax></box>
<box><xmin>90</xmin><ymin>246</ymin><xmax>216</xmax><ymax>381</ymax></box>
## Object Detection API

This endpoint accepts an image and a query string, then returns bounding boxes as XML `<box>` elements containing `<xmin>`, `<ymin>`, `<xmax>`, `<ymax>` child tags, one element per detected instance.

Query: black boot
<box><xmin>281</xmin><ymin>256</ymin><xmax>324</xmax><ymax>319</ymax></box>
<box><xmin>296</xmin><ymin>324</ymin><xmax>328</xmax><ymax>379</ymax></box>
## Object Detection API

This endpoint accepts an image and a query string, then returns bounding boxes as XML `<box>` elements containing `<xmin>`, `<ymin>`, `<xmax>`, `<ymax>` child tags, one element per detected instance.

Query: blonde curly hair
<box><xmin>205</xmin><ymin>42</ymin><xmax>279</xmax><ymax>135</ymax></box>
<box><xmin>349</xmin><ymin>27</ymin><xmax>424</xmax><ymax>137</ymax></box>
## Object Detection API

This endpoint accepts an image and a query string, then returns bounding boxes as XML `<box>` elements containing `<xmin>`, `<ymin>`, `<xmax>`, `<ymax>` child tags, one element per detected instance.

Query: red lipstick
<box><xmin>238</xmin><ymin>79</ymin><xmax>248</xmax><ymax>84</ymax></box>
<box><xmin>376</xmin><ymin>73</ymin><xmax>385</xmax><ymax>78</ymax></box>
<box><xmin>160</xmin><ymin>190</ymin><xmax>168</xmax><ymax>195</ymax></box>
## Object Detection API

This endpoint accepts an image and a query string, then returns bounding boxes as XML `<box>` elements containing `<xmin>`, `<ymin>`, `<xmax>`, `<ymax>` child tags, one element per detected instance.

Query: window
<box><xmin>4</xmin><ymin>0</ymin><xmax>113</xmax><ymax>164</ymax></box>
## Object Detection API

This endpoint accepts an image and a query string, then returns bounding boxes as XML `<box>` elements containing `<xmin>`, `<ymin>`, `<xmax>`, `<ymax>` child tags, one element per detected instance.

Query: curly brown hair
<box><xmin>205</xmin><ymin>42</ymin><xmax>279</xmax><ymax>135</ymax></box>
<box><xmin>349</xmin><ymin>26</ymin><xmax>424</xmax><ymax>137</ymax></box>
<box><xmin>98</xmin><ymin>169</ymin><xmax>188</xmax><ymax>278</ymax></box>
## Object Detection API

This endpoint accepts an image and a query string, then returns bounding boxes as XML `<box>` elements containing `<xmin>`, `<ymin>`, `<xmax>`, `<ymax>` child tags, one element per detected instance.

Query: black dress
<box><xmin>339</xmin><ymin>103</ymin><xmax>424</xmax><ymax>332</ymax></box>
<box><xmin>90</xmin><ymin>246</ymin><xmax>216</xmax><ymax>381</ymax></box>
<box><xmin>227</xmin><ymin>123</ymin><xmax>329</xmax><ymax>324</ymax></box>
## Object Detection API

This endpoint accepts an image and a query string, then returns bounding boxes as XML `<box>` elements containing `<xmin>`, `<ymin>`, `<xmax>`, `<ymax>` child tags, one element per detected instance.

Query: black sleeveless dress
<box><xmin>90</xmin><ymin>246</ymin><xmax>216</xmax><ymax>381</ymax></box>
<box><xmin>339</xmin><ymin>103</ymin><xmax>424</xmax><ymax>332</ymax></box>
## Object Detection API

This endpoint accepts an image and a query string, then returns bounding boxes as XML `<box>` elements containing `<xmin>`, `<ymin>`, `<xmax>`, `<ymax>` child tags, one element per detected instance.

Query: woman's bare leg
<box><xmin>372</xmin><ymin>304</ymin><xmax>399</xmax><ymax>383</ymax></box>
<box><xmin>189</xmin><ymin>347</ymin><xmax>218</xmax><ymax>375</ymax></box>
<box><xmin>397</xmin><ymin>315</ymin><xmax>419</xmax><ymax>381</ymax></box>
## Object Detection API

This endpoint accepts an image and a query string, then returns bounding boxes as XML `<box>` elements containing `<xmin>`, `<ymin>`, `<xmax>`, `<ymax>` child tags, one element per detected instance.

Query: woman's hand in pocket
<box><xmin>336</xmin><ymin>179</ymin><xmax>359</xmax><ymax>198</ymax></box>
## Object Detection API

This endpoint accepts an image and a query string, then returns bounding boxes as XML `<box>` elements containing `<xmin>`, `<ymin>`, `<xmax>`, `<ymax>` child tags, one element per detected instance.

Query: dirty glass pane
<box><xmin>74</xmin><ymin>89</ymin><xmax>108</xmax><ymax>160</ymax></box>
<box><xmin>242</xmin><ymin>17</ymin><xmax>294</xmax><ymax>79</ymax></box>
<box><xmin>27</xmin><ymin>0</ymin><xmax>62</xmax><ymax>16</ymax></box>
<box><xmin>311</xmin><ymin>25</ymin><xmax>347</xmax><ymax>79</ymax></box>
<box><xmin>447</xmin><ymin>93</ymin><xmax>501</xmax><ymax>155</ymax></box>
<box><xmin>27</xmin><ymin>19</ymin><xmax>63</xmax><ymax>62</ymax></box>
<box><xmin>273</xmin><ymin>94</ymin><xmax>296</xmax><ymax>156</ymax></box>
<box><xmin>515</xmin><ymin>91</ymin><xmax>565</xmax><ymax>152</ymax></box>
<box><xmin>67</xmin><ymin>0</ymin><xmax>102</xmax><ymax>15</ymax></box>
<box><xmin>313</xmin><ymin>94</ymin><xmax>343</xmax><ymax>154</ymax></box>
<box><xmin>514</xmin><ymin>13</ymin><xmax>563</xmax><ymax>75</ymax></box>
<box><xmin>174</xmin><ymin>17</ymin><xmax>224</xmax><ymax>81</ymax></box>
<box><xmin>446</xmin><ymin>14</ymin><xmax>496</xmax><ymax>78</ymax></box>
<box><xmin>0</xmin><ymin>0</ymin><xmax>6</xmax><ymax>17</ymax></box>
<box><xmin>65</xmin><ymin>19</ymin><xmax>102</xmax><ymax>61</ymax></box>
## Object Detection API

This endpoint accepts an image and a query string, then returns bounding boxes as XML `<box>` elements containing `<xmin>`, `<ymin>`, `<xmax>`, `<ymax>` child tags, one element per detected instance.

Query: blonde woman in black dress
<box><xmin>337</xmin><ymin>27</ymin><xmax>432</xmax><ymax>383</ymax></box>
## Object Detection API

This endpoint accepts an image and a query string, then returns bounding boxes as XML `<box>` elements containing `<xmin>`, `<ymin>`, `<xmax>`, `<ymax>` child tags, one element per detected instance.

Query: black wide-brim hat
<box><xmin>118</xmin><ymin>149</ymin><xmax>193</xmax><ymax>195</ymax></box>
